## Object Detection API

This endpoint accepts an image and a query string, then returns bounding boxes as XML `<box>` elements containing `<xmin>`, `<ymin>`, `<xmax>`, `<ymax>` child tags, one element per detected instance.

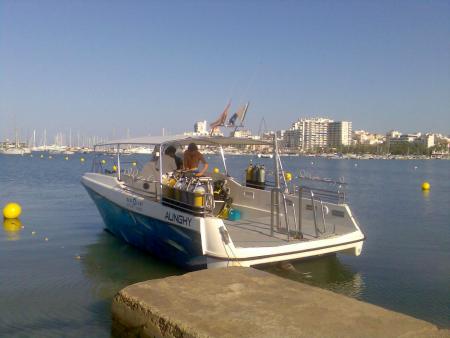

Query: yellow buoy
<box><xmin>213</xmin><ymin>167</ymin><xmax>219</xmax><ymax>174</ymax></box>
<box><xmin>285</xmin><ymin>172</ymin><xmax>292</xmax><ymax>181</ymax></box>
<box><xmin>132</xmin><ymin>162</ymin><xmax>137</xmax><ymax>167</ymax></box>
<box><xmin>112</xmin><ymin>165</ymin><xmax>117</xmax><ymax>172</ymax></box>
<box><xmin>64</xmin><ymin>156</ymin><xmax>69</xmax><ymax>160</ymax></box>
<box><xmin>421</xmin><ymin>182</ymin><xmax>430</xmax><ymax>191</ymax></box>
<box><xmin>3</xmin><ymin>202</ymin><xmax>22</xmax><ymax>219</ymax></box>
<box><xmin>80</xmin><ymin>157</ymin><xmax>85</xmax><ymax>163</ymax></box>
<box><xmin>101</xmin><ymin>159</ymin><xmax>106</xmax><ymax>165</ymax></box>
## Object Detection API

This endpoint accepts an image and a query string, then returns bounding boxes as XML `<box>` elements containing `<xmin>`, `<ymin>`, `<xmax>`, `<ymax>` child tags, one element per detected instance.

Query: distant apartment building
<box><xmin>284</xmin><ymin>117</ymin><xmax>352</xmax><ymax>151</ymax></box>
<box><xmin>284</xmin><ymin>117</ymin><xmax>332</xmax><ymax>150</ymax></box>
<box><xmin>194</xmin><ymin>120</ymin><xmax>208</xmax><ymax>135</ymax></box>
<box><xmin>328</xmin><ymin>121</ymin><xmax>352</xmax><ymax>147</ymax></box>
<box><xmin>417</xmin><ymin>134</ymin><xmax>435</xmax><ymax>148</ymax></box>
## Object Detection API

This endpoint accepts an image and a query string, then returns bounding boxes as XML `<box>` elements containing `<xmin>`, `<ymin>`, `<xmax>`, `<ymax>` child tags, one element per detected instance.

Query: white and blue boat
<box><xmin>81</xmin><ymin>135</ymin><xmax>365</xmax><ymax>270</ymax></box>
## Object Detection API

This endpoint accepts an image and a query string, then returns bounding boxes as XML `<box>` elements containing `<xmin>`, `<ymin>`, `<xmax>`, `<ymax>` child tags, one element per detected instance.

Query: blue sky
<box><xmin>1</xmin><ymin>0</ymin><xmax>449</xmax><ymax>142</ymax></box>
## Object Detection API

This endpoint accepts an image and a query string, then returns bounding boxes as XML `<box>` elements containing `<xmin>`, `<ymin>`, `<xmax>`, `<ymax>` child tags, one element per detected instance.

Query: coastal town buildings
<box><xmin>328</xmin><ymin>121</ymin><xmax>352</xmax><ymax>147</ymax></box>
<box><xmin>352</xmin><ymin>130</ymin><xmax>384</xmax><ymax>145</ymax></box>
<box><xmin>386</xmin><ymin>130</ymin><xmax>436</xmax><ymax>148</ymax></box>
<box><xmin>180</xmin><ymin>115</ymin><xmax>448</xmax><ymax>156</ymax></box>
<box><xmin>231</xmin><ymin>129</ymin><xmax>252</xmax><ymax>138</ymax></box>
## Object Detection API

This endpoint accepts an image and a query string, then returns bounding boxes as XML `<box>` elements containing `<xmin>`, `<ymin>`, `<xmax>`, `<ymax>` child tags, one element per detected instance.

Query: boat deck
<box><xmin>223</xmin><ymin>215</ymin><xmax>350</xmax><ymax>248</ymax></box>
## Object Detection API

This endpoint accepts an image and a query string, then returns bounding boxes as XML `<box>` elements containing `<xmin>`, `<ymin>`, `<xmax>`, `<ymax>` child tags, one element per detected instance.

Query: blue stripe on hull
<box><xmin>85</xmin><ymin>187</ymin><xmax>206</xmax><ymax>270</ymax></box>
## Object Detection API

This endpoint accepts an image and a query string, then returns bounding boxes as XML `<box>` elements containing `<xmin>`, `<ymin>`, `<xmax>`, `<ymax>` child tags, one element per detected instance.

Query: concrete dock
<box><xmin>112</xmin><ymin>267</ymin><xmax>449</xmax><ymax>338</ymax></box>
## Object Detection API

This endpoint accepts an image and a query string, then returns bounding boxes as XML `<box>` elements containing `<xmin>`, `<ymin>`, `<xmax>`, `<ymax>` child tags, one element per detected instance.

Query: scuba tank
<box><xmin>163</xmin><ymin>175</ymin><xmax>177</xmax><ymax>199</ymax></box>
<box><xmin>258</xmin><ymin>165</ymin><xmax>266</xmax><ymax>187</ymax></box>
<box><xmin>252</xmin><ymin>165</ymin><xmax>260</xmax><ymax>184</ymax></box>
<box><xmin>193</xmin><ymin>183</ymin><xmax>206</xmax><ymax>208</ymax></box>
<box><xmin>168</xmin><ymin>177</ymin><xmax>177</xmax><ymax>187</ymax></box>
<box><xmin>174</xmin><ymin>176</ymin><xmax>185</xmax><ymax>202</ymax></box>
<box><xmin>167</xmin><ymin>175</ymin><xmax>177</xmax><ymax>199</ymax></box>
<box><xmin>174</xmin><ymin>177</ymin><xmax>184</xmax><ymax>190</ymax></box>
<box><xmin>245</xmin><ymin>161</ymin><xmax>253</xmax><ymax>183</ymax></box>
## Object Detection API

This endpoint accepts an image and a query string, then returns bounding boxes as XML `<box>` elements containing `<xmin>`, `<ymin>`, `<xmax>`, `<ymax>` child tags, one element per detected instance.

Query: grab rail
<box><xmin>297</xmin><ymin>186</ymin><xmax>337</xmax><ymax>238</ymax></box>
<box><xmin>121</xmin><ymin>173</ymin><xmax>160</xmax><ymax>200</ymax></box>
<box><xmin>297</xmin><ymin>185</ymin><xmax>345</xmax><ymax>204</ymax></box>
<box><xmin>270</xmin><ymin>188</ymin><xmax>298</xmax><ymax>241</ymax></box>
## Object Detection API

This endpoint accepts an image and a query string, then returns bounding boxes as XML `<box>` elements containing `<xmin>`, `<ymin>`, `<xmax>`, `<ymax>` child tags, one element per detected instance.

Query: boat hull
<box><xmin>81</xmin><ymin>173</ymin><xmax>365</xmax><ymax>270</ymax></box>
<box><xmin>85</xmin><ymin>187</ymin><xmax>206</xmax><ymax>270</ymax></box>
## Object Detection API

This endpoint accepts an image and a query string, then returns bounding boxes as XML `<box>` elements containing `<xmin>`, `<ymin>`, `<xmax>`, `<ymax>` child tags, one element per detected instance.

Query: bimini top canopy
<box><xmin>95</xmin><ymin>134</ymin><xmax>273</xmax><ymax>147</ymax></box>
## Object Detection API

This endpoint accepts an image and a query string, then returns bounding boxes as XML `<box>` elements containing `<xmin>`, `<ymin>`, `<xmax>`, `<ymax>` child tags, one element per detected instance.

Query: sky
<box><xmin>1</xmin><ymin>0</ymin><xmax>449</xmax><ymax>143</ymax></box>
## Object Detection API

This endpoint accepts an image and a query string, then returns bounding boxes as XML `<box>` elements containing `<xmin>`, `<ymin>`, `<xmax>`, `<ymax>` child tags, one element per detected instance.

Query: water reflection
<box><xmin>3</xmin><ymin>218</ymin><xmax>23</xmax><ymax>241</ymax></box>
<box><xmin>81</xmin><ymin>231</ymin><xmax>183</xmax><ymax>300</ymax></box>
<box><xmin>258</xmin><ymin>255</ymin><xmax>365</xmax><ymax>298</ymax></box>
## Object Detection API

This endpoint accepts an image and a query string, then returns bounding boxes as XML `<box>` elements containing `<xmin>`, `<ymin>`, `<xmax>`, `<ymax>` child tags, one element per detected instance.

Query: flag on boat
<box><xmin>210</xmin><ymin>101</ymin><xmax>231</xmax><ymax>130</ymax></box>
<box><xmin>228</xmin><ymin>102</ymin><xmax>249</xmax><ymax>127</ymax></box>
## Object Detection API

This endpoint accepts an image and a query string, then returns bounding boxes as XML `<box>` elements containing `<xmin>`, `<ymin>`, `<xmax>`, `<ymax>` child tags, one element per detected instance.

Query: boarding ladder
<box><xmin>270</xmin><ymin>185</ymin><xmax>344</xmax><ymax>241</ymax></box>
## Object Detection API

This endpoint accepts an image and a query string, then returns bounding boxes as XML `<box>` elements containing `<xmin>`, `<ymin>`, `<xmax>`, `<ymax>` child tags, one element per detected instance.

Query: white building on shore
<box><xmin>386</xmin><ymin>130</ymin><xmax>436</xmax><ymax>148</ymax></box>
<box><xmin>194</xmin><ymin>120</ymin><xmax>209</xmax><ymax>136</ymax></box>
<box><xmin>284</xmin><ymin>117</ymin><xmax>332</xmax><ymax>151</ymax></box>
<box><xmin>283</xmin><ymin>117</ymin><xmax>352</xmax><ymax>151</ymax></box>
<box><xmin>353</xmin><ymin>130</ymin><xmax>385</xmax><ymax>145</ymax></box>
<box><xmin>328</xmin><ymin>121</ymin><xmax>352</xmax><ymax>147</ymax></box>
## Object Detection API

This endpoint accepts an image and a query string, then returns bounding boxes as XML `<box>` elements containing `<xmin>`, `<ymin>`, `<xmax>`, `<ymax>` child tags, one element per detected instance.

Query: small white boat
<box><xmin>0</xmin><ymin>146</ymin><xmax>31</xmax><ymax>155</ymax></box>
<box><xmin>81</xmin><ymin>135</ymin><xmax>365</xmax><ymax>270</ymax></box>
<box><xmin>257</xmin><ymin>153</ymin><xmax>273</xmax><ymax>158</ymax></box>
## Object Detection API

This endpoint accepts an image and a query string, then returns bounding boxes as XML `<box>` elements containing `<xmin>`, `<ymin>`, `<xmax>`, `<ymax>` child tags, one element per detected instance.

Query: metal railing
<box><xmin>270</xmin><ymin>188</ymin><xmax>298</xmax><ymax>241</ymax></box>
<box><xmin>297</xmin><ymin>185</ymin><xmax>345</xmax><ymax>204</ymax></box>
<box><xmin>121</xmin><ymin>173</ymin><xmax>160</xmax><ymax>200</ymax></box>
<box><xmin>298</xmin><ymin>186</ymin><xmax>337</xmax><ymax>238</ymax></box>
<box><xmin>271</xmin><ymin>185</ymin><xmax>342</xmax><ymax>241</ymax></box>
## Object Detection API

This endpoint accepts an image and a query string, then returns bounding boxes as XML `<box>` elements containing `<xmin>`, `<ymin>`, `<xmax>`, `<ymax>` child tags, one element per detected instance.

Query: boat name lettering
<box><xmin>126</xmin><ymin>197</ymin><xmax>143</xmax><ymax>208</ymax></box>
<box><xmin>165</xmin><ymin>212</ymin><xmax>192</xmax><ymax>227</ymax></box>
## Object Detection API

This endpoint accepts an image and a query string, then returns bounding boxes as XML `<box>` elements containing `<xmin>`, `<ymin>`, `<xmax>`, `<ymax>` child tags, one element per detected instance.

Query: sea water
<box><xmin>0</xmin><ymin>154</ymin><xmax>449</xmax><ymax>337</ymax></box>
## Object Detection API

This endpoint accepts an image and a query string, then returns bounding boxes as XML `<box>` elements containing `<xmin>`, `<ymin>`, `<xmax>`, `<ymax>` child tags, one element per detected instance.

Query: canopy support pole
<box><xmin>117</xmin><ymin>144</ymin><xmax>121</xmax><ymax>181</ymax></box>
<box><xmin>220</xmin><ymin>145</ymin><xmax>228</xmax><ymax>176</ymax></box>
<box><xmin>273</xmin><ymin>135</ymin><xmax>280</xmax><ymax>228</ymax></box>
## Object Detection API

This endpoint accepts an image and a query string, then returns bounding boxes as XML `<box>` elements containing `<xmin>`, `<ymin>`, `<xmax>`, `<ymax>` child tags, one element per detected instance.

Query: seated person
<box><xmin>156</xmin><ymin>145</ymin><xmax>178</xmax><ymax>174</ymax></box>
<box><xmin>183</xmin><ymin>143</ymin><xmax>209</xmax><ymax>177</ymax></box>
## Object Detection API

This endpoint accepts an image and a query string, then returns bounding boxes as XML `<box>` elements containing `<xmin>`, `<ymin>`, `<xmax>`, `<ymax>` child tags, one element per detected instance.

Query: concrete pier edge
<box><xmin>112</xmin><ymin>267</ymin><xmax>449</xmax><ymax>338</ymax></box>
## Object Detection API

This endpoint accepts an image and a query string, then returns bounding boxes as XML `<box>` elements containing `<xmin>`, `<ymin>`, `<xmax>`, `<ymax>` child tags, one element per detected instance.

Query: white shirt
<box><xmin>156</xmin><ymin>153</ymin><xmax>177</xmax><ymax>174</ymax></box>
